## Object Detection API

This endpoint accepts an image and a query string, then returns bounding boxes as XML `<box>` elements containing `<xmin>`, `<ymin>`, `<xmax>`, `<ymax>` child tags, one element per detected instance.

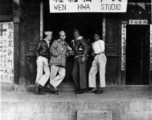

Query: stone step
<box><xmin>77</xmin><ymin>110</ymin><xmax>112</xmax><ymax>120</ymax></box>
<box><xmin>1</xmin><ymin>82</ymin><xmax>152</xmax><ymax>92</ymax></box>
<box><xmin>1</xmin><ymin>100</ymin><xmax>152</xmax><ymax>120</ymax></box>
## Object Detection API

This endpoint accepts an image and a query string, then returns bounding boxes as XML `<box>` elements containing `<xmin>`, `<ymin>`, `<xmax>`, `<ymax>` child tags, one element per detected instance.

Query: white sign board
<box><xmin>121</xmin><ymin>24</ymin><xmax>126</xmax><ymax>71</ymax></box>
<box><xmin>0</xmin><ymin>22</ymin><xmax>14</xmax><ymax>83</ymax></box>
<box><xmin>150</xmin><ymin>25</ymin><xmax>152</xmax><ymax>70</ymax></box>
<box><xmin>49</xmin><ymin>0</ymin><xmax>128</xmax><ymax>13</ymax></box>
<box><xmin>129</xmin><ymin>20</ymin><xmax>148</xmax><ymax>25</ymax></box>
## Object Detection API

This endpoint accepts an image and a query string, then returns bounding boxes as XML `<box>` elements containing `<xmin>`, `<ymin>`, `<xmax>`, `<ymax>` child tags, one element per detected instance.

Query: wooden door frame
<box><xmin>121</xmin><ymin>21</ymin><xmax>152</xmax><ymax>84</ymax></box>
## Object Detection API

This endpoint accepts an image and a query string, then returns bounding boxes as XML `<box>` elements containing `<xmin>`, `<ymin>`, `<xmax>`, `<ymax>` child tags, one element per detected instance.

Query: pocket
<box><xmin>57</xmin><ymin>55</ymin><xmax>62</xmax><ymax>59</ymax></box>
<box><xmin>99</xmin><ymin>54</ymin><xmax>107</xmax><ymax>63</ymax></box>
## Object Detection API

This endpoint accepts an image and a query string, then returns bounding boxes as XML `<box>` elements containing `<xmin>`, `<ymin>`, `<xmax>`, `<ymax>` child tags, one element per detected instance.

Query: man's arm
<box><xmin>35</xmin><ymin>42</ymin><xmax>41</xmax><ymax>57</ymax></box>
<box><xmin>80</xmin><ymin>39</ymin><xmax>89</xmax><ymax>57</ymax></box>
<box><xmin>67</xmin><ymin>44</ymin><xmax>72</xmax><ymax>51</ymax></box>
<box><xmin>50</xmin><ymin>41</ymin><xmax>59</xmax><ymax>57</ymax></box>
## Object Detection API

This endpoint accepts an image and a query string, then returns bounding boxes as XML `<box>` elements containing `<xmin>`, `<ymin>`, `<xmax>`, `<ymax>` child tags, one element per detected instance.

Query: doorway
<box><xmin>126</xmin><ymin>25</ymin><xmax>150</xmax><ymax>85</ymax></box>
<box><xmin>43</xmin><ymin>0</ymin><xmax>103</xmax><ymax>84</ymax></box>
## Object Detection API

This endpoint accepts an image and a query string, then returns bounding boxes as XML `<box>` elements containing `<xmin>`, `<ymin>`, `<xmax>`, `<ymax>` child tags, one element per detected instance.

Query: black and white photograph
<box><xmin>0</xmin><ymin>0</ymin><xmax>152</xmax><ymax>120</ymax></box>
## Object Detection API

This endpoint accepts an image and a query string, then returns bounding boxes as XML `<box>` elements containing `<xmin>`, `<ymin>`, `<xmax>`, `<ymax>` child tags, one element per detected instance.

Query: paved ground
<box><xmin>1</xmin><ymin>89</ymin><xmax>152</xmax><ymax>102</ymax></box>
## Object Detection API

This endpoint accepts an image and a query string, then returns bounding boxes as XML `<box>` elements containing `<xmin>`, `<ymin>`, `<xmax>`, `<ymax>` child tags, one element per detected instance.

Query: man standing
<box><xmin>49</xmin><ymin>31</ymin><xmax>72</xmax><ymax>95</ymax></box>
<box><xmin>71</xmin><ymin>29</ymin><xmax>89</xmax><ymax>94</ymax></box>
<box><xmin>35</xmin><ymin>31</ymin><xmax>53</xmax><ymax>95</ymax></box>
<box><xmin>88</xmin><ymin>33</ymin><xmax>107</xmax><ymax>94</ymax></box>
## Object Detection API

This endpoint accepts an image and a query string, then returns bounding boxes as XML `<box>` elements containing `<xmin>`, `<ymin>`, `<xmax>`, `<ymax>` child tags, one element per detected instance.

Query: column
<box><xmin>40</xmin><ymin>1</ymin><xmax>44</xmax><ymax>40</ymax></box>
<box><xmin>13</xmin><ymin>16</ymin><xmax>20</xmax><ymax>84</ymax></box>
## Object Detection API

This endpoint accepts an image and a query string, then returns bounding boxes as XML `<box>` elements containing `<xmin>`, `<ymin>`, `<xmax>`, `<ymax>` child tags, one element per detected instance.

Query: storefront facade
<box><xmin>0</xmin><ymin>0</ymin><xmax>152</xmax><ymax>87</ymax></box>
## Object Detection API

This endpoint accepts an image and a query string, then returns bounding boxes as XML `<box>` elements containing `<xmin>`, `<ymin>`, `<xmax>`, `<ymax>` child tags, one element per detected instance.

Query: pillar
<box><xmin>13</xmin><ymin>15</ymin><xmax>20</xmax><ymax>84</ymax></box>
<box><xmin>40</xmin><ymin>1</ymin><xmax>44</xmax><ymax>40</ymax></box>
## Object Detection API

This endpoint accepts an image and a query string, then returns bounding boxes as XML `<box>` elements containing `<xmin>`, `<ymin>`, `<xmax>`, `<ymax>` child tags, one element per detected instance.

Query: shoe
<box><xmin>95</xmin><ymin>88</ymin><xmax>103</xmax><ymax>94</ymax></box>
<box><xmin>46</xmin><ymin>83</ymin><xmax>51</xmax><ymax>89</ymax></box>
<box><xmin>48</xmin><ymin>89</ymin><xmax>56</xmax><ymax>94</ymax></box>
<box><xmin>75</xmin><ymin>89</ymin><xmax>80</xmax><ymax>94</ymax></box>
<box><xmin>36</xmin><ymin>85</ymin><xmax>45</xmax><ymax>95</ymax></box>
<box><xmin>87</xmin><ymin>88</ymin><xmax>97</xmax><ymax>93</ymax></box>
<box><xmin>75</xmin><ymin>89</ymin><xmax>87</xmax><ymax>94</ymax></box>
<box><xmin>54</xmin><ymin>89</ymin><xmax>59</xmax><ymax>95</ymax></box>
<box><xmin>47</xmin><ymin>83</ymin><xmax>56</xmax><ymax>91</ymax></box>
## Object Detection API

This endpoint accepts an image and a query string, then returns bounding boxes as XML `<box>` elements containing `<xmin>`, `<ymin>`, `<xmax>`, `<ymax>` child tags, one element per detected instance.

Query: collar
<box><xmin>72</xmin><ymin>36</ymin><xmax>83</xmax><ymax>43</ymax></box>
<box><xmin>57</xmin><ymin>39</ymin><xmax>67</xmax><ymax>45</ymax></box>
<box><xmin>76</xmin><ymin>36</ymin><xmax>83</xmax><ymax>40</ymax></box>
<box><xmin>44</xmin><ymin>39</ymin><xmax>50</xmax><ymax>43</ymax></box>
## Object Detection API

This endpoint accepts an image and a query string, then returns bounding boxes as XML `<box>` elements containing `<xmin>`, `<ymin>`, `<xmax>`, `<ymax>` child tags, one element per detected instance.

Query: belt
<box><xmin>95</xmin><ymin>52</ymin><xmax>105</xmax><ymax>56</ymax></box>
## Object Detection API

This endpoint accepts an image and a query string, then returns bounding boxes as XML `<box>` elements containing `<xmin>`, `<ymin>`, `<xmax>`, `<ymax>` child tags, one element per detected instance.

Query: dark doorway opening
<box><xmin>126</xmin><ymin>25</ymin><xmax>150</xmax><ymax>85</ymax></box>
<box><xmin>43</xmin><ymin>0</ymin><xmax>103</xmax><ymax>84</ymax></box>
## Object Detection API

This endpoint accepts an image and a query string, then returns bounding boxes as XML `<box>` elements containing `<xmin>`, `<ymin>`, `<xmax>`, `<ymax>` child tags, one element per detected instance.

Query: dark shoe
<box><xmin>75</xmin><ymin>89</ymin><xmax>80</xmax><ymax>94</ymax></box>
<box><xmin>48</xmin><ymin>89</ymin><xmax>56</xmax><ymax>94</ymax></box>
<box><xmin>95</xmin><ymin>88</ymin><xmax>103</xmax><ymax>94</ymax></box>
<box><xmin>54</xmin><ymin>89</ymin><xmax>59</xmax><ymax>95</ymax></box>
<box><xmin>47</xmin><ymin>83</ymin><xmax>56</xmax><ymax>91</ymax></box>
<box><xmin>76</xmin><ymin>89</ymin><xmax>87</xmax><ymax>94</ymax></box>
<box><xmin>87</xmin><ymin>88</ymin><xmax>97</xmax><ymax>93</ymax></box>
<box><xmin>36</xmin><ymin>85</ymin><xmax>45</xmax><ymax>95</ymax></box>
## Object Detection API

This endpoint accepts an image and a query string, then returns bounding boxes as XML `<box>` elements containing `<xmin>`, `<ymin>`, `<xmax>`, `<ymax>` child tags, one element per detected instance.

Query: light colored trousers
<box><xmin>89</xmin><ymin>53</ymin><xmax>107</xmax><ymax>88</ymax></box>
<box><xmin>35</xmin><ymin>56</ymin><xmax>50</xmax><ymax>87</ymax></box>
<box><xmin>50</xmin><ymin>65</ymin><xmax>65</xmax><ymax>89</ymax></box>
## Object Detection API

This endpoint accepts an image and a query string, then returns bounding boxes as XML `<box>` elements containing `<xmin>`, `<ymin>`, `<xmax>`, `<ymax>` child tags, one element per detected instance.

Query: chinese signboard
<box><xmin>129</xmin><ymin>20</ymin><xmax>148</xmax><ymax>25</ymax></box>
<box><xmin>0</xmin><ymin>22</ymin><xmax>14</xmax><ymax>83</ymax></box>
<box><xmin>49</xmin><ymin>0</ymin><xmax>128</xmax><ymax>13</ymax></box>
<box><xmin>150</xmin><ymin>25</ymin><xmax>152</xmax><ymax>70</ymax></box>
<box><xmin>121</xmin><ymin>24</ymin><xmax>126</xmax><ymax>71</ymax></box>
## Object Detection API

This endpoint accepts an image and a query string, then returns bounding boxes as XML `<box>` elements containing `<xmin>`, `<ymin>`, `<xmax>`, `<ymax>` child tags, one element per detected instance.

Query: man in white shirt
<box><xmin>88</xmin><ymin>33</ymin><xmax>107</xmax><ymax>94</ymax></box>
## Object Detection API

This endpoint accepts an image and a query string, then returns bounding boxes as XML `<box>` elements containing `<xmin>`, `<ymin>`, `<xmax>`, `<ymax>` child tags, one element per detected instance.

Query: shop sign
<box><xmin>129</xmin><ymin>20</ymin><xmax>148</xmax><ymax>25</ymax></box>
<box><xmin>121</xmin><ymin>24</ymin><xmax>126</xmax><ymax>71</ymax></box>
<box><xmin>49</xmin><ymin>0</ymin><xmax>128</xmax><ymax>13</ymax></box>
<box><xmin>0</xmin><ymin>22</ymin><xmax>14</xmax><ymax>83</ymax></box>
<box><xmin>150</xmin><ymin>25</ymin><xmax>152</xmax><ymax>70</ymax></box>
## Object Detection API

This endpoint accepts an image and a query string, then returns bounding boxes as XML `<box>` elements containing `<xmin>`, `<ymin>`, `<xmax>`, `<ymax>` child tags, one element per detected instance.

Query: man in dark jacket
<box><xmin>71</xmin><ymin>29</ymin><xmax>89</xmax><ymax>94</ymax></box>
<box><xmin>35</xmin><ymin>31</ymin><xmax>53</xmax><ymax>95</ymax></box>
<box><xmin>49</xmin><ymin>31</ymin><xmax>72</xmax><ymax>95</ymax></box>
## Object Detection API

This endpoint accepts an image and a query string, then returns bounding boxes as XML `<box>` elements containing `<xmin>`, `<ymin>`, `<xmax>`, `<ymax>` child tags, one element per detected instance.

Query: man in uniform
<box><xmin>35</xmin><ymin>31</ymin><xmax>53</xmax><ymax>95</ymax></box>
<box><xmin>71</xmin><ymin>29</ymin><xmax>89</xmax><ymax>94</ymax></box>
<box><xmin>48</xmin><ymin>31</ymin><xmax>72</xmax><ymax>95</ymax></box>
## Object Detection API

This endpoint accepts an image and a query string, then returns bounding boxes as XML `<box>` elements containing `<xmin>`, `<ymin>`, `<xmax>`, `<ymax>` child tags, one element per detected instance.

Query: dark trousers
<box><xmin>72</xmin><ymin>57</ymin><xmax>87</xmax><ymax>90</ymax></box>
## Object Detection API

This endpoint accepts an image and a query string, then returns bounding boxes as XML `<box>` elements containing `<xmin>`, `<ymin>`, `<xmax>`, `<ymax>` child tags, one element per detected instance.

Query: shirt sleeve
<box><xmin>35</xmin><ymin>42</ymin><xmax>41</xmax><ymax>57</ymax></box>
<box><xmin>80</xmin><ymin>39</ymin><xmax>89</xmax><ymax>57</ymax></box>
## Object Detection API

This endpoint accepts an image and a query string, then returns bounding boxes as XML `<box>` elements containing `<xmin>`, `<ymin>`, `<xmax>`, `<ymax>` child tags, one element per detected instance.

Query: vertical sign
<box><xmin>0</xmin><ymin>22</ymin><xmax>14</xmax><ymax>83</ymax></box>
<box><xmin>150</xmin><ymin>25</ymin><xmax>152</xmax><ymax>70</ymax></box>
<box><xmin>121</xmin><ymin>24</ymin><xmax>126</xmax><ymax>71</ymax></box>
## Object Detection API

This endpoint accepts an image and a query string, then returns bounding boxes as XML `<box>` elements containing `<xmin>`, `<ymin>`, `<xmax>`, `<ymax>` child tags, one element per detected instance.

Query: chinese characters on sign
<box><xmin>150</xmin><ymin>25</ymin><xmax>152</xmax><ymax>70</ymax></box>
<box><xmin>121</xmin><ymin>24</ymin><xmax>126</xmax><ymax>71</ymax></box>
<box><xmin>49</xmin><ymin>0</ymin><xmax>128</xmax><ymax>13</ymax></box>
<box><xmin>0</xmin><ymin>22</ymin><xmax>14</xmax><ymax>83</ymax></box>
<box><xmin>129</xmin><ymin>20</ymin><xmax>148</xmax><ymax>25</ymax></box>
